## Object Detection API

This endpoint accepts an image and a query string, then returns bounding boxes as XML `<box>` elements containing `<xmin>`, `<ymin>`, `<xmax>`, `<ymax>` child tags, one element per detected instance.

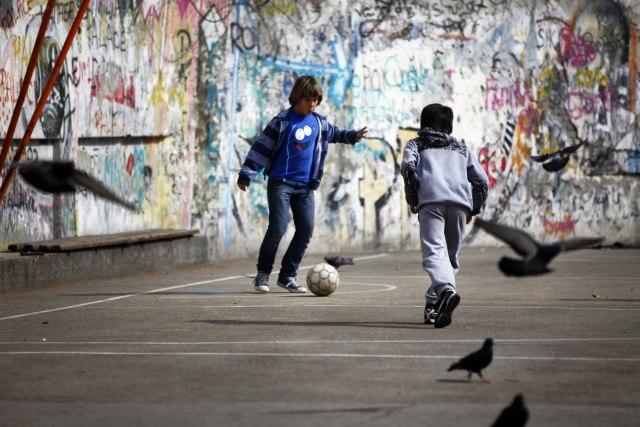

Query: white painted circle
<box><xmin>295</xmin><ymin>128</ymin><xmax>305</xmax><ymax>140</ymax></box>
<box><xmin>334</xmin><ymin>282</ymin><xmax>397</xmax><ymax>294</ymax></box>
<box><xmin>303</xmin><ymin>125</ymin><xmax>312</xmax><ymax>136</ymax></box>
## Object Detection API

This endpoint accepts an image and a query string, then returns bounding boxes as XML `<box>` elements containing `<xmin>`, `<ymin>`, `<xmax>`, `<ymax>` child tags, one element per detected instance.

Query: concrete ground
<box><xmin>0</xmin><ymin>248</ymin><xmax>638</xmax><ymax>426</ymax></box>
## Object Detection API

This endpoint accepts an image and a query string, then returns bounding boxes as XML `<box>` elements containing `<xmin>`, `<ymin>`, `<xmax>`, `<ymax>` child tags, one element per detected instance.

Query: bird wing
<box><xmin>456</xmin><ymin>348</ymin><xmax>491</xmax><ymax>371</ymax></box>
<box><xmin>324</xmin><ymin>256</ymin><xmax>355</xmax><ymax>269</ymax></box>
<box><xmin>16</xmin><ymin>161</ymin><xmax>76</xmax><ymax>193</ymax></box>
<box><xmin>530</xmin><ymin>151</ymin><xmax>555</xmax><ymax>162</ymax></box>
<box><xmin>475</xmin><ymin>219</ymin><xmax>539</xmax><ymax>257</ymax></box>
<box><xmin>559</xmin><ymin>237</ymin><xmax>603</xmax><ymax>252</ymax></box>
<box><xmin>70</xmin><ymin>169</ymin><xmax>138</xmax><ymax>211</ymax></box>
<box><xmin>491</xmin><ymin>401</ymin><xmax>527</xmax><ymax>427</ymax></box>
<box><xmin>498</xmin><ymin>257</ymin><xmax>529</xmax><ymax>276</ymax></box>
<box><xmin>534</xmin><ymin>141</ymin><xmax>585</xmax><ymax>163</ymax></box>
<box><xmin>339</xmin><ymin>256</ymin><xmax>354</xmax><ymax>265</ymax></box>
<box><xmin>542</xmin><ymin>155</ymin><xmax>570</xmax><ymax>172</ymax></box>
<box><xmin>324</xmin><ymin>257</ymin><xmax>339</xmax><ymax>268</ymax></box>
<box><xmin>559</xmin><ymin>140</ymin><xmax>586</xmax><ymax>156</ymax></box>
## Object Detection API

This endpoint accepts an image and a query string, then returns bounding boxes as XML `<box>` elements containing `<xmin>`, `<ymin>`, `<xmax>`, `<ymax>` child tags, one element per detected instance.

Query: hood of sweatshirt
<box><xmin>416</xmin><ymin>127</ymin><xmax>459</xmax><ymax>149</ymax></box>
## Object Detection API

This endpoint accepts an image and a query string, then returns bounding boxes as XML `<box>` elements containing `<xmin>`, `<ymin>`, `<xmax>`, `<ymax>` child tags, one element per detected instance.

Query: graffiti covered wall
<box><xmin>1</xmin><ymin>0</ymin><xmax>639</xmax><ymax>256</ymax></box>
<box><xmin>1</xmin><ymin>0</ymin><xmax>197</xmax><ymax>244</ymax></box>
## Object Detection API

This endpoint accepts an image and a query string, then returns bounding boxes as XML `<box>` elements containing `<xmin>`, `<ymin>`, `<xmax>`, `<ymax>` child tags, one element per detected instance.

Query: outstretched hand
<box><xmin>355</xmin><ymin>127</ymin><xmax>368</xmax><ymax>142</ymax></box>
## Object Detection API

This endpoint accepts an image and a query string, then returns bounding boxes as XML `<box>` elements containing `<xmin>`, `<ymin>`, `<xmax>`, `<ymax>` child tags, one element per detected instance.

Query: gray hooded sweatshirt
<box><xmin>400</xmin><ymin>128</ymin><xmax>488</xmax><ymax>215</ymax></box>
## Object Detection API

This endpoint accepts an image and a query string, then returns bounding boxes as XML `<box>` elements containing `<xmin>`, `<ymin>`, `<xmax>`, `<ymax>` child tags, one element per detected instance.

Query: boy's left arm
<box><xmin>327</xmin><ymin>122</ymin><xmax>367</xmax><ymax>144</ymax></box>
<box><xmin>400</xmin><ymin>140</ymin><xmax>420</xmax><ymax>210</ymax></box>
<box><xmin>466</xmin><ymin>149</ymin><xmax>489</xmax><ymax>217</ymax></box>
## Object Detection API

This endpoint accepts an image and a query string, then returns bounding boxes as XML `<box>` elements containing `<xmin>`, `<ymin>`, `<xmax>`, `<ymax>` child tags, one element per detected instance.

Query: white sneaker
<box><xmin>253</xmin><ymin>273</ymin><xmax>270</xmax><ymax>293</ymax></box>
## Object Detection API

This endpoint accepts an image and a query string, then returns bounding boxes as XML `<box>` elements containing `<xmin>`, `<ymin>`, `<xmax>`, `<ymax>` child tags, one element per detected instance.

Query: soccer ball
<box><xmin>306</xmin><ymin>263</ymin><xmax>340</xmax><ymax>296</ymax></box>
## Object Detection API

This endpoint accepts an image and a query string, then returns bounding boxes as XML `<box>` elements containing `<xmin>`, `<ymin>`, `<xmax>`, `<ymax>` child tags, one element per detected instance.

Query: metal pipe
<box><xmin>0</xmin><ymin>0</ymin><xmax>92</xmax><ymax>202</ymax></box>
<box><xmin>0</xmin><ymin>0</ymin><xmax>56</xmax><ymax>176</ymax></box>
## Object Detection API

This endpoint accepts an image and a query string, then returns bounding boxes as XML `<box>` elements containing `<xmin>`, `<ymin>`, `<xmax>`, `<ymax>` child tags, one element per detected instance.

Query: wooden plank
<box><xmin>9</xmin><ymin>229</ymin><xmax>157</xmax><ymax>251</ymax></box>
<box><xmin>8</xmin><ymin>229</ymin><xmax>199</xmax><ymax>253</ymax></box>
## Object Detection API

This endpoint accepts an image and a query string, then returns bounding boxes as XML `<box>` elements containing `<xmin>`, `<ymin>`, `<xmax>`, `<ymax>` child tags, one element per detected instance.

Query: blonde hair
<box><xmin>288</xmin><ymin>75</ymin><xmax>323</xmax><ymax>106</ymax></box>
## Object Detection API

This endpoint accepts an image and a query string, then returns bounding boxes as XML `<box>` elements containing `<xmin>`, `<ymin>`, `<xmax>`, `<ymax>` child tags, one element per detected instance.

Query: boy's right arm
<box><xmin>400</xmin><ymin>140</ymin><xmax>420</xmax><ymax>208</ymax></box>
<box><xmin>237</xmin><ymin>117</ymin><xmax>280</xmax><ymax>190</ymax></box>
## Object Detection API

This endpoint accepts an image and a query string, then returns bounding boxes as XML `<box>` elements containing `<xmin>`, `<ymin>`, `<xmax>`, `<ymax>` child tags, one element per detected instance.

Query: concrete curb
<box><xmin>0</xmin><ymin>235</ymin><xmax>209</xmax><ymax>293</ymax></box>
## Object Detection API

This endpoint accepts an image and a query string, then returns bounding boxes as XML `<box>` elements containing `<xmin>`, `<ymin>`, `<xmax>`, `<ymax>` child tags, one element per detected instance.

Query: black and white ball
<box><xmin>306</xmin><ymin>263</ymin><xmax>339</xmax><ymax>296</ymax></box>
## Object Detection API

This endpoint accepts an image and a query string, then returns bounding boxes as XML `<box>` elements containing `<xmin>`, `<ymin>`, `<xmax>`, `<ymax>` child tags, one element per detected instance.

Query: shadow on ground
<box><xmin>191</xmin><ymin>319</ymin><xmax>428</xmax><ymax>329</ymax></box>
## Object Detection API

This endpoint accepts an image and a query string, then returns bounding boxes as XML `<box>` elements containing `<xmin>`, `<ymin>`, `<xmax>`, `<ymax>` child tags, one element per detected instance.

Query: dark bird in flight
<box><xmin>474</xmin><ymin>219</ymin><xmax>603</xmax><ymax>277</ymax></box>
<box><xmin>448</xmin><ymin>338</ymin><xmax>493</xmax><ymax>381</ymax></box>
<box><xmin>14</xmin><ymin>160</ymin><xmax>138</xmax><ymax>211</ymax></box>
<box><xmin>530</xmin><ymin>141</ymin><xmax>585</xmax><ymax>172</ymax></box>
<box><xmin>324</xmin><ymin>256</ymin><xmax>355</xmax><ymax>269</ymax></box>
<box><xmin>491</xmin><ymin>394</ymin><xmax>529</xmax><ymax>427</ymax></box>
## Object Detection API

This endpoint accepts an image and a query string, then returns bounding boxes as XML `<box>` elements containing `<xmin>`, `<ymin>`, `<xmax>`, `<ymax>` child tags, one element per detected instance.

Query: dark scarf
<box><xmin>416</xmin><ymin>127</ymin><xmax>466</xmax><ymax>155</ymax></box>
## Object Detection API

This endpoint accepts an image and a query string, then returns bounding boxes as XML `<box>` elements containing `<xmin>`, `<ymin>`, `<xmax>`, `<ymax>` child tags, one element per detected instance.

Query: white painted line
<box><xmin>67</xmin><ymin>304</ymin><xmax>640</xmax><ymax>312</ymax></box>
<box><xmin>0</xmin><ymin>351</ymin><xmax>638</xmax><ymax>362</ymax></box>
<box><xmin>333</xmin><ymin>283</ymin><xmax>397</xmax><ymax>294</ymax></box>
<box><xmin>560</xmin><ymin>277</ymin><xmax>639</xmax><ymax>280</ymax></box>
<box><xmin>155</xmin><ymin>282</ymin><xmax>397</xmax><ymax>298</ymax></box>
<box><xmin>1</xmin><ymin>337</ymin><xmax>638</xmax><ymax>345</ymax></box>
<box><xmin>351</xmin><ymin>275</ymin><xmax>640</xmax><ymax>280</ymax></box>
<box><xmin>463</xmin><ymin>305</ymin><xmax>640</xmax><ymax>312</ymax></box>
<box><xmin>0</xmin><ymin>276</ymin><xmax>241</xmax><ymax>321</ymax></box>
<box><xmin>340</xmin><ymin>275</ymin><xmax>426</xmax><ymax>279</ymax></box>
<box><xmin>0</xmin><ymin>253</ymin><xmax>389</xmax><ymax>321</ymax></box>
<box><xmin>0</xmin><ymin>280</ymin><xmax>244</xmax><ymax>318</ymax></box>
<box><xmin>350</xmin><ymin>254</ymin><xmax>389</xmax><ymax>262</ymax></box>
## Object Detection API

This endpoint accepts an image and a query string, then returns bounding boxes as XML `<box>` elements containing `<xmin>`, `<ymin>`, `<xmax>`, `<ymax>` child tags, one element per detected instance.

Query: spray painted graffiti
<box><xmin>0</xmin><ymin>0</ymin><xmax>638</xmax><ymax>252</ymax></box>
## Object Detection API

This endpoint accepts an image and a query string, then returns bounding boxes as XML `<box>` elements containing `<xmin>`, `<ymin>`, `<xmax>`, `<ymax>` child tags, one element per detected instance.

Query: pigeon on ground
<box><xmin>324</xmin><ymin>256</ymin><xmax>355</xmax><ymax>270</ymax></box>
<box><xmin>14</xmin><ymin>160</ymin><xmax>138</xmax><ymax>211</ymax></box>
<box><xmin>530</xmin><ymin>141</ymin><xmax>585</xmax><ymax>172</ymax></box>
<box><xmin>474</xmin><ymin>219</ymin><xmax>603</xmax><ymax>277</ymax></box>
<box><xmin>448</xmin><ymin>338</ymin><xmax>493</xmax><ymax>381</ymax></box>
<box><xmin>491</xmin><ymin>394</ymin><xmax>529</xmax><ymax>427</ymax></box>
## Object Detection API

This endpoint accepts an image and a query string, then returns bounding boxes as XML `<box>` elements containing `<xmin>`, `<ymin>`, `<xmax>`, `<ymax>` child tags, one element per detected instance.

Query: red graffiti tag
<box><xmin>91</xmin><ymin>74</ymin><xmax>136</xmax><ymax>108</ymax></box>
<box><xmin>560</xmin><ymin>27</ymin><xmax>596</xmax><ymax>68</ymax></box>
<box><xmin>478</xmin><ymin>146</ymin><xmax>507</xmax><ymax>189</ymax></box>
<box><xmin>125</xmin><ymin>153</ymin><xmax>135</xmax><ymax>176</ymax></box>
<box><xmin>543</xmin><ymin>213</ymin><xmax>577</xmax><ymax>239</ymax></box>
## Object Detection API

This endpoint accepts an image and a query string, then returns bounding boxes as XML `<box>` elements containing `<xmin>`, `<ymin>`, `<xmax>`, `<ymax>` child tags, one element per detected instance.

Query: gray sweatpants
<box><xmin>418</xmin><ymin>204</ymin><xmax>467</xmax><ymax>305</ymax></box>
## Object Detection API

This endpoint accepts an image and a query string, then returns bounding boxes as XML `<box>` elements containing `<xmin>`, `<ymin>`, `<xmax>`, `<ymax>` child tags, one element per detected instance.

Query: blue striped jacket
<box><xmin>238</xmin><ymin>108</ymin><xmax>358</xmax><ymax>190</ymax></box>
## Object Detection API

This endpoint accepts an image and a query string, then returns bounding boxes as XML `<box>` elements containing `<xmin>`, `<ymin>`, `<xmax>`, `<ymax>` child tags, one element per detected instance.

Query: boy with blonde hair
<box><xmin>238</xmin><ymin>76</ymin><xmax>367</xmax><ymax>293</ymax></box>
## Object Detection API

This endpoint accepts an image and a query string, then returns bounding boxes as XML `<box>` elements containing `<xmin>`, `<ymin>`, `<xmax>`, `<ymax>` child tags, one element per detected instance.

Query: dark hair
<box><xmin>420</xmin><ymin>103</ymin><xmax>453</xmax><ymax>134</ymax></box>
<box><xmin>288</xmin><ymin>75</ymin><xmax>323</xmax><ymax>106</ymax></box>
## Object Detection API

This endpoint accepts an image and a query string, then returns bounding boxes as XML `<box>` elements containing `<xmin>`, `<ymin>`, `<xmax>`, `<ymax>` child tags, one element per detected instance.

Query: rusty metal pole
<box><xmin>0</xmin><ymin>0</ymin><xmax>56</xmax><ymax>176</ymax></box>
<box><xmin>0</xmin><ymin>0</ymin><xmax>91</xmax><ymax>202</ymax></box>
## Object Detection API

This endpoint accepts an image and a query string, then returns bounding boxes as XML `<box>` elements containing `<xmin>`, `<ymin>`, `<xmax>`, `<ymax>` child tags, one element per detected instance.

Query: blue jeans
<box><xmin>257</xmin><ymin>178</ymin><xmax>315</xmax><ymax>279</ymax></box>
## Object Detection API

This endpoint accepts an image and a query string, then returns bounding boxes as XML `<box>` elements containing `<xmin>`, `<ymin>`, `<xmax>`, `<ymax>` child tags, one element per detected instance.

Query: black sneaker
<box><xmin>434</xmin><ymin>290</ymin><xmax>460</xmax><ymax>329</ymax></box>
<box><xmin>253</xmin><ymin>272</ymin><xmax>270</xmax><ymax>293</ymax></box>
<box><xmin>276</xmin><ymin>276</ymin><xmax>307</xmax><ymax>293</ymax></box>
<box><xmin>424</xmin><ymin>303</ymin><xmax>436</xmax><ymax>325</ymax></box>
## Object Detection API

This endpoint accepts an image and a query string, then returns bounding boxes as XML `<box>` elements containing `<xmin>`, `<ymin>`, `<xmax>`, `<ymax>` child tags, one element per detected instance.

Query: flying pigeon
<box><xmin>448</xmin><ymin>338</ymin><xmax>493</xmax><ymax>381</ymax></box>
<box><xmin>14</xmin><ymin>160</ymin><xmax>138</xmax><ymax>211</ymax></box>
<box><xmin>530</xmin><ymin>141</ymin><xmax>585</xmax><ymax>172</ymax></box>
<box><xmin>491</xmin><ymin>394</ymin><xmax>529</xmax><ymax>427</ymax></box>
<box><xmin>324</xmin><ymin>256</ymin><xmax>355</xmax><ymax>270</ymax></box>
<box><xmin>474</xmin><ymin>219</ymin><xmax>602</xmax><ymax>276</ymax></box>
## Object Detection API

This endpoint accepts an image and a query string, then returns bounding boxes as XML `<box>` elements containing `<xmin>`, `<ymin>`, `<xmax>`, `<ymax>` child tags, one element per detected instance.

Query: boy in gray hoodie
<box><xmin>401</xmin><ymin>104</ymin><xmax>488</xmax><ymax>328</ymax></box>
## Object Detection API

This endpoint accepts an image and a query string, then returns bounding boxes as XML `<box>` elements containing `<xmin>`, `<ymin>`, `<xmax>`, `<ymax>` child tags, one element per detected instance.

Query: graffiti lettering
<box><xmin>560</xmin><ymin>27</ymin><xmax>597</xmax><ymax>68</ymax></box>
